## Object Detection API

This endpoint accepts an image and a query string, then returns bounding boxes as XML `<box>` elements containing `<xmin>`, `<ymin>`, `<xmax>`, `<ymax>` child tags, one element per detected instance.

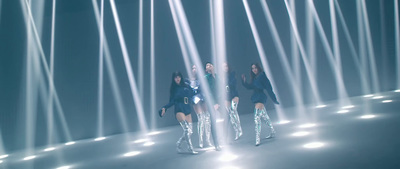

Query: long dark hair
<box><xmin>170</xmin><ymin>71</ymin><xmax>184</xmax><ymax>96</ymax></box>
<box><xmin>250</xmin><ymin>63</ymin><xmax>263</xmax><ymax>82</ymax></box>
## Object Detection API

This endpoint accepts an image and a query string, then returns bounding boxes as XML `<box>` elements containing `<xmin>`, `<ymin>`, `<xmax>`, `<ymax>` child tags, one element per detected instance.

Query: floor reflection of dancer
<box><xmin>241</xmin><ymin>63</ymin><xmax>279</xmax><ymax>146</ymax></box>
<box><xmin>223</xmin><ymin>63</ymin><xmax>243</xmax><ymax>140</ymax></box>
<box><xmin>189</xmin><ymin>65</ymin><xmax>213</xmax><ymax>148</ymax></box>
<box><xmin>159</xmin><ymin>71</ymin><xmax>198</xmax><ymax>154</ymax></box>
<box><xmin>204</xmin><ymin>62</ymin><xmax>221</xmax><ymax>151</ymax></box>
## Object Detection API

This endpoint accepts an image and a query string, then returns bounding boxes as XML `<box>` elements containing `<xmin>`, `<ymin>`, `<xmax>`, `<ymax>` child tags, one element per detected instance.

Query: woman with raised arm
<box><xmin>159</xmin><ymin>71</ymin><xmax>197</xmax><ymax>154</ymax></box>
<box><xmin>241</xmin><ymin>63</ymin><xmax>279</xmax><ymax>146</ymax></box>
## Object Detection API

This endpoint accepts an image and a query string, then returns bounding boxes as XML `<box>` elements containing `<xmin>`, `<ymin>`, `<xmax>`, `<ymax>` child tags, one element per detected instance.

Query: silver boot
<box><xmin>254</xmin><ymin>108</ymin><xmax>262</xmax><ymax>146</ymax></box>
<box><xmin>204</xmin><ymin>111</ymin><xmax>213</xmax><ymax>147</ymax></box>
<box><xmin>178</xmin><ymin>120</ymin><xmax>198</xmax><ymax>154</ymax></box>
<box><xmin>230</xmin><ymin>101</ymin><xmax>243</xmax><ymax>140</ymax></box>
<box><xmin>262</xmin><ymin>108</ymin><xmax>276</xmax><ymax>139</ymax></box>
<box><xmin>196</xmin><ymin>113</ymin><xmax>204</xmax><ymax>148</ymax></box>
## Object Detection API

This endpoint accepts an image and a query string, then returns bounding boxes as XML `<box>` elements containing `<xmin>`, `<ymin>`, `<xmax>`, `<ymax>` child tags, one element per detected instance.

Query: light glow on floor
<box><xmin>44</xmin><ymin>147</ymin><xmax>56</xmax><ymax>152</ymax></box>
<box><xmin>382</xmin><ymin>100</ymin><xmax>392</xmax><ymax>103</ymax></box>
<box><xmin>65</xmin><ymin>142</ymin><xmax>75</xmax><ymax>146</ymax></box>
<box><xmin>299</xmin><ymin>123</ymin><xmax>316</xmax><ymax>128</ymax></box>
<box><xmin>0</xmin><ymin>154</ymin><xmax>8</xmax><ymax>159</ymax></box>
<box><xmin>219</xmin><ymin>153</ymin><xmax>238</xmax><ymax>162</ymax></box>
<box><xmin>144</xmin><ymin>142</ymin><xmax>155</xmax><ymax>146</ymax></box>
<box><xmin>303</xmin><ymin>142</ymin><xmax>324</xmax><ymax>148</ymax></box>
<box><xmin>292</xmin><ymin>131</ymin><xmax>310</xmax><ymax>137</ymax></box>
<box><xmin>361</xmin><ymin>115</ymin><xmax>376</xmax><ymax>119</ymax></box>
<box><xmin>337</xmin><ymin>110</ymin><xmax>349</xmax><ymax>114</ymax></box>
<box><xmin>94</xmin><ymin>137</ymin><xmax>106</xmax><ymax>141</ymax></box>
<box><xmin>123</xmin><ymin>151</ymin><xmax>140</xmax><ymax>157</ymax></box>
<box><xmin>23</xmin><ymin>155</ymin><xmax>36</xmax><ymax>161</ymax></box>
<box><xmin>316</xmin><ymin>105</ymin><xmax>327</xmax><ymax>108</ymax></box>
<box><xmin>278</xmin><ymin>120</ymin><xmax>291</xmax><ymax>124</ymax></box>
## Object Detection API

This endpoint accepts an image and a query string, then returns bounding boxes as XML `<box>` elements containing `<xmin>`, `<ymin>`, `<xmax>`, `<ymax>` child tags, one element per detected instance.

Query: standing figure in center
<box><xmin>204</xmin><ymin>62</ymin><xmax>221</xmax><ymax>150</ymax></box>
<box><xmin>189</xmin><ymin>64</ymin><xmax>213</xmax><ymax>148</ymax></box>
<box><xmin>241</xmin><ymin>63</ymin><xmax>279</xmax><ymax>146</ymax></box>
<box><xmin>223</xmin><ymin>63</ymin><xmax>243</xmax><ymax>140</ymax></box>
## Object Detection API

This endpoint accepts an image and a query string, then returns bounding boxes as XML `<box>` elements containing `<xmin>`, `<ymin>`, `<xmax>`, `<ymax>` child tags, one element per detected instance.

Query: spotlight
<box><xmin>299</xmin><ymin>123</ymin><xmax>316</xmax><ymax>128</ymax></box>
<box><xmin>65</xmin><ymin>142</ymin><xmax>75</xmax><ymax>146</ymax></box>
<box><xmin>94</xmin><ymin>137</ymin><xmax>106</xmax><ymax>141</ymax></box>
<box><xmin>56</xmin><ymin>166</ymin><xmax>71</xmax><ymax>169</ymax></box>
<box><xmin>292</xmin><ymin>131</ymin><xmax>310</xmax><ymax>137</ymax></box>
<box><xmin>337</xmin><ymin>110</ymin><xmax>349</xmax><ymax>114</ymax></box>
<box><xmin>382</xmin><ymin>100</ymin><xmax>392</xmax><ymax>103</ymax></box>
<box><xmin>44</xmin><ymin>147</ymin><xmax>56</xmax><ymax>152</ymax></box>
<box><xmin>278</xmin><ymin>120</ymin><xmax>290</xmax><ymax>124</ymax></box>
<box><xmin>372</xmin><ymin>96</ymin><xmax>383</xmax><ymax>99</ymax></box>
<box><xmin>147</xmin><ymin>131</ymin><xmax>162</xmax><ymax>136</ymax></box>
<box><xmin>342</xmin><ymin>105</ymin><xmax>354</xmax><ymax>109</ymax></box>
<box><xmin>303</xmin><ymin>142</ymin><xmax>324</xmax><ymax>148</ymax></box>
<box><xmin>316</xmin><ymin>105</ymin><xmax>327</xmax><ymax>108</ymax></box>
<box><xmin>123</xmin><ymin>151</ymin><xmax>140</xmax><ymax>157</ymax></box>
<box><xmin>0</xmin><ymin>154</ymin><xmax>8</xmax><ymax>159</ymax></box>
<box><xmin>361</xmin><ymin>115</ymin><xmax>376</xmax><ymax>119</ymax></box>
<box><xmin>363</xmin><ymin>94</ymin><xmax>373</xmax><ymax>98</ymax></box>
<box><xmin>134</xmin><ymin>139</ymin><xmax>148</xmax><ymax>143</ymax></box>
<box><xmin>219</xmin><ymin>153</ymin><xmax>238</xmax><ymax>162</ymax></box>
<box><xmin>143</xmin><ymin>142</ymin><xmax>155</xmax><ymax>146</ymax></box>
<box><xmin>23</xmin><ymin>155</ymin><xmax>36</xmax><ymax>161</ymax></box>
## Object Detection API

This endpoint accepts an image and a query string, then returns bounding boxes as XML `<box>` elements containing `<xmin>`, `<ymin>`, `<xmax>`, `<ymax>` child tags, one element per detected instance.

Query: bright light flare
<box><xmin>216</xmin><ymin>119</ymin><xmax>225</xmax><ymax>123</ymax></box>
<box><xmin>23</xmin><ymin>155</ymin><xmax>36</xmax><ymax>161</ymax></box>
<box><xmin>299</xmin><ymin>123</ymin><xmax>316</xmax><ymax>128</ymax></box>
<box><xmin>337</xmin><ymin>110</ymin><xmax>349</xmax><ymax>114</ymax></box>
<box><xmin>395</xmin><ymin>89</ymin><xmax>400</xmax><ymax>92</ymax></box>
<box><xmin>316</xmin><ymin>105</ymin><xmax>327</xmax><ymax>108</ymax></box>
<box><xmin>65</xmin><ymin>142</ymin><xmax>75</xmax><ymax>145</ymax></box>
<box><xmin>143</xmin><ymin>142</ymin><xmax>155</xmax><ymax>146</ymax></box>
<box><xmin>292</xmin><ymin>131</ymin><xmax>310</xmax><ymax>137</ymax></box>
<box><xmin>219</xmin><ymin>153</ymin><xmax>238</xmax><ymax>162</ymax></box>
<box><xmin>220</xmin><ymin>166</ymin><xmax>240</xmax><ymax>169</ymax></box>
<box><xmin>363</xmin><ymin>94</ymin><xmax>374</xmax><ymax>97</ymax></box>
<box><xmin>94</xmin><ymin>137</ymin><xmax>106</xmax><ymax>141</ymax></box>
<box><xmin>147</xmin><ymin>131</ymin><xmax>162</xmax><ymax>136</ymax></box>
<box><xmin>44</xmin><ymin>147</ymin><xmax>56</xmax><ymax>152</ymax></box>
<box><xmin>382</xmin><ymin>100</ymin><xmax>393</xmax><ymax>103</ymax></box>
<box><xmin>123</xmin><ymin>151</ymin><xmax>140</xmax><ymax>157</ymax></box>
<box><xmin>56</xmin><ymin>166</ymin><xmax>71</xmax><ymax>169</ymax></box>
<box><xmin>303</xmin><ymin>142</ymin><xmax>324</xmax><ymax>148</ymax></box>
<box><xmin>361</xmin><ymin>115</ymin><xmax>376</xmax><ymax>119</ymax></box>
<box><xmin>372</xmin><ymin>96</ymin><xmax>384</xmax><ymax>99</ymax></box>
<box><xmin>278</xmin><ymin>120</ymin><xmax>291</xmax><ymax>124</ymax></box>
<box><xmin>342</xmin><ymin>105</ymin><xmax>354</xmax><ymax>109</ymax></box>
<box><xmin>0</xmin><ymin>154</ymin><xmax>8</xmax><ymax>159</ymax></box>
<box><xmin>134</xmin><ymin>139</ymin><xmax>148</xmax><ymax>143</ymax></box>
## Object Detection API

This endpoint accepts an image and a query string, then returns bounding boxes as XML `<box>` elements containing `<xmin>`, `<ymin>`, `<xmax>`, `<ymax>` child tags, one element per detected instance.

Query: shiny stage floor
<box><xmin>1</xmin><ymin>90</ymin><xmax>400</xmax><ymax>169</ymax></box>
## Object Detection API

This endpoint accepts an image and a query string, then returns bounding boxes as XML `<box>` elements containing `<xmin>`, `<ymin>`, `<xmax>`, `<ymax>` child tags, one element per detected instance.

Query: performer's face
<box><xmin>223</xmin><ymin>63</ymin><xmax>228</xmax><ymax>72</ymax></box>
<box><xmin>252</xmin><ymin>64</ymin><xmax>258</xmax><ymax>75</ymax></box>
<box><xmin>206</xmin><ymin>63</ymin><xmax>213</xmax><ymax>73</ymax></box>
<box><xmin>174</xmin><ymin>76</ymin><xmax>181</xmax><ymax>84</ymax></box>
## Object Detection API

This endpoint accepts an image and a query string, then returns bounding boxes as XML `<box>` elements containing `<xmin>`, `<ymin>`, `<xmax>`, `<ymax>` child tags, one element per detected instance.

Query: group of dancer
<box><xmin>159</xmin><ymin>62</ymin><xmax>279</xmax><ymax>154</ymax></box>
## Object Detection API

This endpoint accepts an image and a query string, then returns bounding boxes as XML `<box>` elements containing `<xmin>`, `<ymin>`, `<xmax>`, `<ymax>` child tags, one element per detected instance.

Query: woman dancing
<box><xmin>223</xmin><ymin>63</ymin><xmax>243</xmax><ymax>140</ymax></box>
<box><xmin>241</xmin><ymin>63</ymin><xmax>279</xmax><ymax>146</ymax></box>
<box><xmin>189</xmin><ymin>65</ymin><xmax>213</xmax><ymax>148</ymax></box>
<box><xmin>160</xmin><ymin>71</ymin><xmax>198</xmax><ymax>154</ymax></box>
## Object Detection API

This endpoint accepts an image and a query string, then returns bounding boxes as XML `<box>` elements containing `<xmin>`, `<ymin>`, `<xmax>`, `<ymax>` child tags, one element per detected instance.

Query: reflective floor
<box><xmin>1</xmin><ymin>90</ymin><xmax>400</xmax><ymax>169</ymax></box>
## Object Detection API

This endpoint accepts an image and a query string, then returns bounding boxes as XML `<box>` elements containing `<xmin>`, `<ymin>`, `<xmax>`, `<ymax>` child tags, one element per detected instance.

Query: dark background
<box><xmin>0</xmin><ymin>0</ymin><xmax>397</xmax><ymax>153</ymax></box>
